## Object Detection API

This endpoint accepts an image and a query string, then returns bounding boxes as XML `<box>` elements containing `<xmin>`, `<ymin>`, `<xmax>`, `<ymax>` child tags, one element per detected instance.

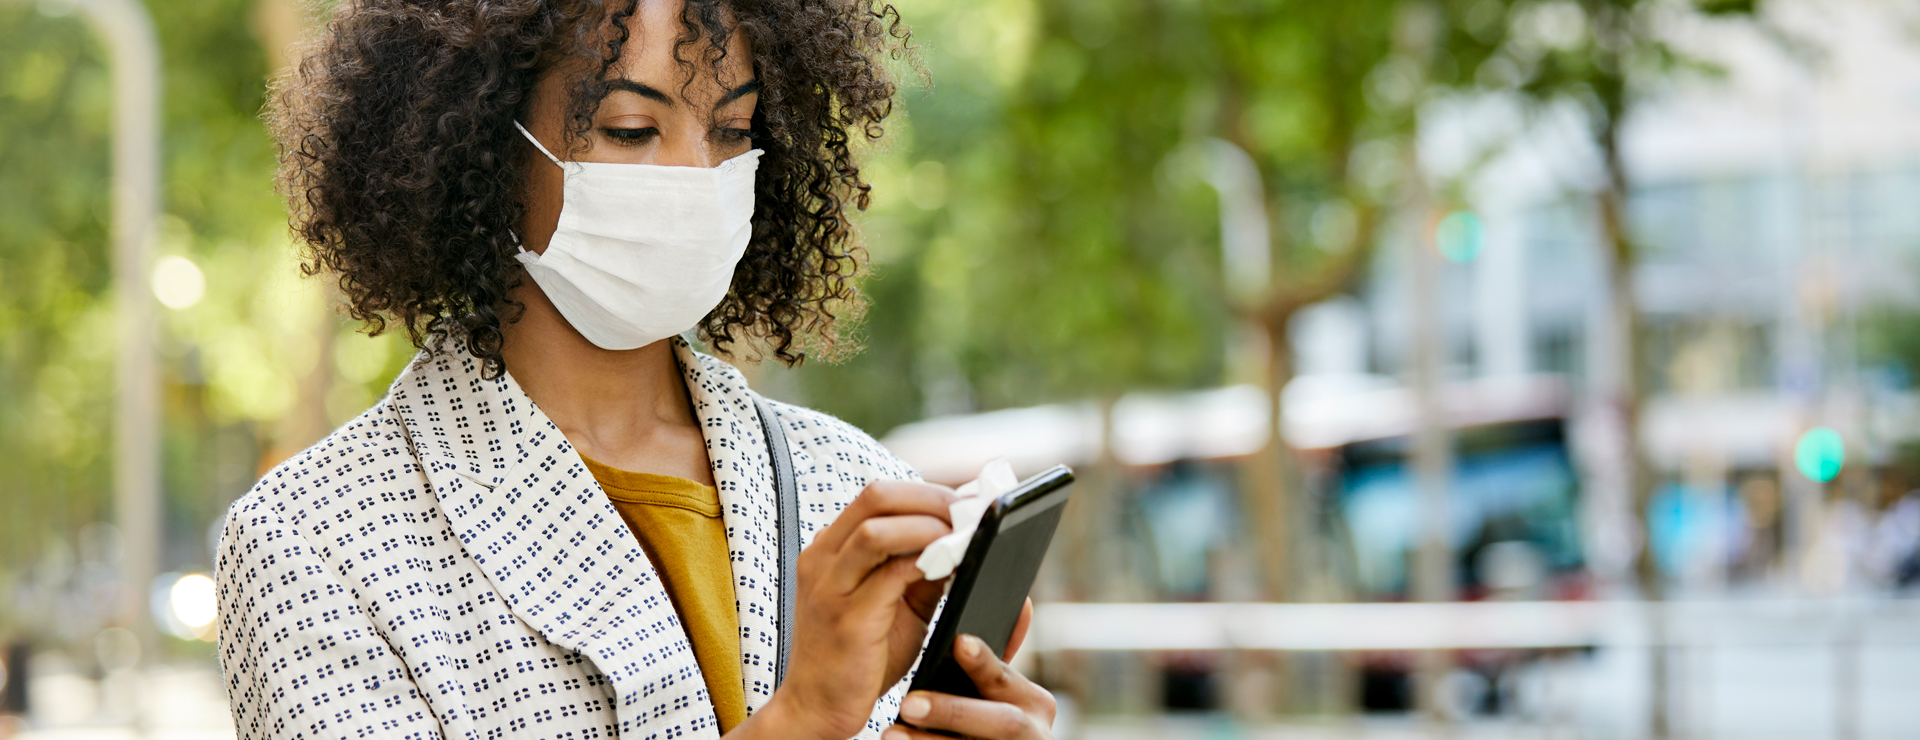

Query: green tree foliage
<box><xmin>793</xmin><ymin>0</ymin><xmax>1394</xmax><ymax>430</ymax></box>
<box><xmin>0</xmin><ymin>6</ymin><xmax>118</xmax><ymax>582</ymax></box>
<box><xmin>0</xmin><ymin>1</ymin><xmax>412</xmax><ymax>625</ymax></box>
<box><xmin>791</xmin><ymin>0</ymin><xmax>1525</xmax><ymax>428</ymax></box>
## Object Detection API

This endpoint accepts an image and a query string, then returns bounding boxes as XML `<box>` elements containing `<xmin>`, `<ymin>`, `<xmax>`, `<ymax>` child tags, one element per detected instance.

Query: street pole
<box><xmin>1394</xmin><ymin>4</ymin><xmax>1452</xmax><ymax>724</ymax></box>
<box><xmin>14</xmin><ymin>0</ymin><xmax>163</xmax><ymax>663</ymax></box>
<box><xmin>1409</xmin><ymin>192</ymin><xmax>1456</xmax><ymax>728</ymax></box>
<box><xmin>1206</xmin><ymin>139</ymin><xmax>1273</xmax><ymax>308</ymax></box>
<box><xmin>96</xmin><ymin>0</ymin><xmax>162</xmax><ymax>663</ymax></box>
<box><xmin>1206</xmin><ymin>138</ymin><xmax>1291</xmax><ymax>718</ymax></box>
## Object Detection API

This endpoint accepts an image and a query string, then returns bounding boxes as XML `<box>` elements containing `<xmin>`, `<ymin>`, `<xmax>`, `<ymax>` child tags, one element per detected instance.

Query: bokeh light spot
<box><xmin>170</xmin><ymin>573</ymin><xmax>218</xmax><ymax>634</ymax></box>
<box><xmin>1436</xmin><ymin>211</ymin><xmax>1484</xmax><ymax>263</ymax></box>
<box><xmin>153</xmin><ymin>255</ymin><xmax>206</xmax><ymax>310</ymax></box>
<box><xmin>907</xmin><ymin>160</ymin><xmax>948</xmax><ymax>210</ymax></box>
<box><xmin>1794</xmin><ymin>426</ymin><xmax>1845</xmax><ymax>483</ymax></box>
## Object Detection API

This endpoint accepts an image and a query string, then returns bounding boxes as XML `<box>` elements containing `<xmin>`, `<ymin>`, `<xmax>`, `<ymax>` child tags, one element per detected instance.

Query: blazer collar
<box><xmin>670</xmin><ymin>339</ymin><xmax>786</xmax><ymax>713</ymax></box>
<box><xmin>391</xmin><ymin>338</ymin><xmax>785</xmax><ymax>735</ymax></box>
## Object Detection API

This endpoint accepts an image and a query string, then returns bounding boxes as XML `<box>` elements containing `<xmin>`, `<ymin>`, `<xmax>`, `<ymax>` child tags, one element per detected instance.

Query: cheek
<box><xmin>714</xmin><ymin>137</ymin><xmax>755</xmax><ymax>162</ymax></box>
<box><xmin>518</xmin><ymin>158</ymin><xmax>568</xmax><ymax>254</ymax></box>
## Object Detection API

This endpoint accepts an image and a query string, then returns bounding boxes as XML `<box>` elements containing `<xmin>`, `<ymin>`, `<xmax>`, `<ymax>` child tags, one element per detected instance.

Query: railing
<box><xmin>1032</xmin><ymin>598</ymin><xmax>1920</xmax><ymax>651</ymax></box>
<box><xmin>1032</xmin><ymin>598</ymin><xmax>1920</xmax><ymax>739</ymax></box>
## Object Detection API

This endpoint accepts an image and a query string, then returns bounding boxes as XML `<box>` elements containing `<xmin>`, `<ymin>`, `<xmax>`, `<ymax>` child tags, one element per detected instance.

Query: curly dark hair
<box><xmin>272</xmin><ymin>0</ymin><xmax>910</xmax><ymax>376</ymax></box>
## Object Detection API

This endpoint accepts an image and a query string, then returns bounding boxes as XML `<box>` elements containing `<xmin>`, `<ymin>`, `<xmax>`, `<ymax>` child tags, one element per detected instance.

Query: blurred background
<box><xmin>3</xmin><ymin>0</ymin><xmax>1919</xmax><ymax>737</ymax></box>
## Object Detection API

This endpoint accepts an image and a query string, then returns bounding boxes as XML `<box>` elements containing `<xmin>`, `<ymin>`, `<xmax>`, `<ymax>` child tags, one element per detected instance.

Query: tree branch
<box><xmin>1257</xmin><ymin>197</ymin><xmax>1382</xmax><ymax>327</ymax></box>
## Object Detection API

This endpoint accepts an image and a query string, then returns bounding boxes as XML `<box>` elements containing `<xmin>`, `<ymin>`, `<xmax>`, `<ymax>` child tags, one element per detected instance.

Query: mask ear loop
<box><xmin>513</xmin><ymin>120</ymin><xmax>565</xmax><ymax>168</ymax></box>
<box><xmin>512</xmin><ymin>121</ymin><xmax>564</xmax><ymax>259</ymax></box>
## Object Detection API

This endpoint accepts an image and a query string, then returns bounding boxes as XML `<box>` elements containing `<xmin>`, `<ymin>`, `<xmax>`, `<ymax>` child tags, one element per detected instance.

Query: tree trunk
<box><xmin>1231</xmin><ymin>314</ymin><xmax>1299</xmax><ymax>717</ymax></box>
<box><xmin>1245</xmin><ymin>316</ymin><xmax>1296</xmax><ymax>604</ymax></box>
<box><xmin>1597</xmin><ymin>117</ymin><xmax>1669</xmax><ymax>740</ymax></box>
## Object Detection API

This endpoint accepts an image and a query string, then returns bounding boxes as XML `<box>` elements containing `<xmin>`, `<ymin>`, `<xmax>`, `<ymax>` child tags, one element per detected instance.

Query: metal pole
<box><xmin>1410</xmin><ymin>199</ymin><xmax>1457</xmax><ymax>726</ymax></box>
<box><xmin>1389</xmin><ymin>7</ymin><xmax>1454</xmax><ymax>722</ymax></box>
<box><xmin>1205</xmin><ymin>139</ymin><xmax>1272</xmax><ymax>306</ymax></box>
<box><xmin>1204</xmin><ymin>138</ymin><xmax>1287</xmax><ymax>720</ymax></box>
<box><xmin>7</xmin><ymin>3</ymin><xmax>159</xmax><ymax>735</ymax></box>
<box><xmin>94</xmin><ymin>0</ymin><xmax>162</xmax><ymax>664</ymax></box>
<box><xmin>15</xmin><ymin>0</ymin><xmax>164</xmax><ymax>656</ymax></box>
<box><xmin>1206</xmin><ymin>138</ymin><xmax>1275</xmax><ymax>390</ymax></box>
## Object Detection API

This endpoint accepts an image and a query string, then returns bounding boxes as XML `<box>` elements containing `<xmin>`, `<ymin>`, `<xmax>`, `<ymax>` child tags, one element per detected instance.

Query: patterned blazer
<box><xmin>216</xmin><ymin>338</ymin><xmax>918</xmax><ymax>740</ymax></box>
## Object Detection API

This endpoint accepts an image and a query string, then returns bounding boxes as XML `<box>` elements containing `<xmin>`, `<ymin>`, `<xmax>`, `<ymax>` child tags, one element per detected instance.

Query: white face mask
<box><xmin>512</xmin><ymin>120</ymin><xmax>762</xmax><ymax>351</ymax></box>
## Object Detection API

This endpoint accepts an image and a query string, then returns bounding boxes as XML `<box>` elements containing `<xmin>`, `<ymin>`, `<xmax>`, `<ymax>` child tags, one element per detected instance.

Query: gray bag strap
<box><xmin>752</xmin><ymin>395</ymin><xmax>799</xmax><ymax>687</ymax></box>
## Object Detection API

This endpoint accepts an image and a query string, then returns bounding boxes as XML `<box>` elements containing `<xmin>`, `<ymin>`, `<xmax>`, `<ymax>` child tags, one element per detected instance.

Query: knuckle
<box><xmin>797</xmin><ymin>551</ymin><xmax>825</xmax><ymax>578</ymax></box>
<box><xmin>1036</xmin><ymin>686</ymin><xmax>1057</xmax><ymax>714</ymax></box>
<box><xmin>1030</xmin><ymin>688</ymin><xmax>1058</xmax><ymax>726</ymax></box>
<box><xmin>878</xmin><ymin>480</ymin><xmax>951</xmax><ymax>507</ymax></box>
<box><xmin>935</xmin><ymin>696</ymin><xmax>964</xmax><ymax>727</ymax></box>
<box><xmin>864</xmin><ymin>481</ymin><xmax>905</xmax><ymax>504</ymax></box>
<box><xmin>981</xmin><ymin>662</ymin><xmax>1014</xmax><ymax>689</ymax></box>
<box><xmin>852</xmin><ymin>519</ymin><xmax>887</xmax><ymax>548</ymax></box>
<box><xmin>989</xmin><ymin>708</ymin><xmax>1028</xmax><ymax>738</ymax></box>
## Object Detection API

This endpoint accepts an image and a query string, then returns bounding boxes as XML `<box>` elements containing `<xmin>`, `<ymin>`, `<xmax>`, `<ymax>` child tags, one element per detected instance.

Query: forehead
<box><xmin>613</xmin><ymin>0</ymin><xmax>754</xmax><ymax>93</ymax></box>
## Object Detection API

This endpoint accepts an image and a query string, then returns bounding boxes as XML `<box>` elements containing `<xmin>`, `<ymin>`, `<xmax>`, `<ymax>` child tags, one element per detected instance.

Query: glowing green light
<box><xmin>1436</xmin><ymin>211</ymin><xmax>1484</xmax><ymax>263</ymax></box>
<box><xmin>1794</xmin><ymin>427</ymin><xmax>1845</xmax><ymax>483</ymax></box>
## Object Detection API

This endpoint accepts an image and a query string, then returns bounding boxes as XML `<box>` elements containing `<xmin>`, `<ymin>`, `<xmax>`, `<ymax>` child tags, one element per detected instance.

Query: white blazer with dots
<box><xmin>215</xmin><ymin>338</ymin><xmax>918</xmax><ymax>740</ymax></box>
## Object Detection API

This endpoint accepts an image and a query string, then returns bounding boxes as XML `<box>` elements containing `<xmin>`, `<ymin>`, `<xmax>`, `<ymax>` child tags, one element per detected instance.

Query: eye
<box><xmin>719</xmin><ymin>127</ymin><xmax>754</xmax><ymax>145</ymax></box>
<box><xmin>602</xmin><ymin>126</ymin><xmax>658</xmax><ymax>145</ymax></box>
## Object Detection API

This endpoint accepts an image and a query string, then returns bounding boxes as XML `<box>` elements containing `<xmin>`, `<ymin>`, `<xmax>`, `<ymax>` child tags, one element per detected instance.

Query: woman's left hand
<box><xmin>885</xmin><ymin>631</ymin><xmax>1056</xmax><ymax>740</ymax></box>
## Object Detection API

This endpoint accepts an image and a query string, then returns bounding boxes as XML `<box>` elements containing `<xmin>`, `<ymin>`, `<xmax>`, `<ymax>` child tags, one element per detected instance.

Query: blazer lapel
<box><xmin>392</xmin><ymin>346</ymin><xmax>718</xmax><ymax>738</ymax></box>
<box><xmin>673</xmin><ymin>340</ymin><xmax>785</xmax><ymax>716</ymax></box>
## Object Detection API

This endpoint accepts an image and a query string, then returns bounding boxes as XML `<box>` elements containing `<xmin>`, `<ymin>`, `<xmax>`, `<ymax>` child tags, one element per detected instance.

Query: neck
<box><xmin>499</xmin><ymin>278</ymin><xmax>709</xmax><ymax>480</ymax></box>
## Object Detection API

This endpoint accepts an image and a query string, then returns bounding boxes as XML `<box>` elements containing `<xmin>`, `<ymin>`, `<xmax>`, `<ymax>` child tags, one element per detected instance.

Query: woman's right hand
<box><xmin>745</xmin><ymin>480</ymin><xmax>956</xmax><ymax>740</ymax></box>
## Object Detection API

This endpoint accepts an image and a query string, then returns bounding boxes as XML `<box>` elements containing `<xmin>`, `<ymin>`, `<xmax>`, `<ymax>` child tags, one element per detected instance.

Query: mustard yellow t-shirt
<box><xmin>581</xmin><ymin>456</ymin><xmax>745</xmax><ymax>733</ymax></box>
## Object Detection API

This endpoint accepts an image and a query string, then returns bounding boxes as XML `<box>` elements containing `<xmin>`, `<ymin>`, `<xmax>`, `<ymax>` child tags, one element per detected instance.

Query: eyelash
<box><xmin>603</xmin><ymin>126</ymin><xmax>658</xmax><ymax>144</ymax></box>
<box><xmin>600</xmin><ymin>126</ymin><xmax>754</xmax><ymax>146</ymax></box>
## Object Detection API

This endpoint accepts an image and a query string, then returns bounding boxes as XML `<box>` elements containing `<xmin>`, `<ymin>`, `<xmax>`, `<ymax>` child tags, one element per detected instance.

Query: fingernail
<box><xmin>901</xmin><ymin>694</ymin><xmax>931</xmax><ymax>721</ymax></box>
<box><xmin>960</xmin><ymin>635</ymin><xmax>982</xmax><ymax>660</ymax></box>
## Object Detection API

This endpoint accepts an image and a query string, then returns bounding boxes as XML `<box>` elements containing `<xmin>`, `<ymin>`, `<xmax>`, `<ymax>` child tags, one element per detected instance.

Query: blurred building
<box><xmin>881</xmin><ymin>2</ymin><xmax>1920</xmax><ymax>731</ymax></box>
<box><xmin>1353</xmin><ymin>0</ymin><xmax>1920</xmax><ymax>594</ymax></box>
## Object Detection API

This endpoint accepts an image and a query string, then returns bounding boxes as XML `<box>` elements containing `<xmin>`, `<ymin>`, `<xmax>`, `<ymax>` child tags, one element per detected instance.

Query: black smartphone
<box><xmin>903</xmin><ymin>465</ymin><xmax>1075</xmax><ymax>711</ymax></box>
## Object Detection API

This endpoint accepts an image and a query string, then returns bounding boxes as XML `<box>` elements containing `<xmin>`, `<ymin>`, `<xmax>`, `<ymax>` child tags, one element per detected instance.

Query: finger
<box><xmin>955</xmin><ymin>634</ymin><xmax>1054</xmax><ymax>717</ymax></box>
<box><xmin>828</xmin><ymin>514</ymin><xmax>952</xmax><ymax>594</ymax></box>
<box><xmin>879</xmin><ymin>724</ymin><xmax>940</xmax><ymax>740</ymax></box>
<box><xmin>879</xmin><ymin>724</ymin><xmax>950</xmax><ymax>740</ymax></box>
<box><xmin>895</xmin><ymin>690</ymin><xmax>1046</xmax><ymax>740</ymax></box>
<box><xmin>1004</xmin><ymin>598</ymin><xmax>1033</xmax><ymax>662</ymax></box>
<box><xmin>809</xmin><ymin>480</ymin><xmax>955</xmax><ymax>555</ymax></box>
<box><xmin>881</xmin><ymin>722</ymin><xmax>986</xmax><ymax>740</ymax></box>
<box><xmin>849</xmin><ymin>554</ymin><xmax>933</xmax><ymax>613</ymax></box>
<box><xmin>903</xmin><ymin>577</ymin><xmax>948</xmax><ymax>623</ymax></box>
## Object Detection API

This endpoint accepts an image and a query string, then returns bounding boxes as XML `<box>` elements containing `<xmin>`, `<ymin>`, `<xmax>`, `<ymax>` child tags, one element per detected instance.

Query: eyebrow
<box><xmin>716</xmin><ymin>80</ymin><xmax>761</xmax><ymax>108</ymax></box>
<box><xmin>605</xmin><ymin>78</ymin><xmax>761</xmax><ymax>109</ymax></box>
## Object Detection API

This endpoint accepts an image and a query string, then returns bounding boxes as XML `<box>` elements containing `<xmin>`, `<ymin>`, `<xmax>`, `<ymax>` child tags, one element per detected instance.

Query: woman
<box><xmin>214</xmin><ymin>1</ymin><xmax>1055</xmax><ymax>738</ymax></box>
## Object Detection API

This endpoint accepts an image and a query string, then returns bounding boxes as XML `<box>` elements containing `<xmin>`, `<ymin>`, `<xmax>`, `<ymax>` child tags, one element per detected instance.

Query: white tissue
<box><xmin>916</xmin><ymin>459</ymin><xmax>1020</xmax><ymax>580</ymax></box>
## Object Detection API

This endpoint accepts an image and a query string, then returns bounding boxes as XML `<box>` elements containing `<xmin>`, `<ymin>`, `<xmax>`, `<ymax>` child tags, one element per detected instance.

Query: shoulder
<box><xmin>762</xmin><ymin>395</ymin><xmax>920</xmax><ymax>486</ymax></box>
<box><xmin>680</xmin><ymin>347</ymin><xmax>919</xmax><ymax>489</ymax></box>
<box><xmin>224</xmin><ymin>398</ymin><xmax>423</xmax><ymax>551</ymax></box>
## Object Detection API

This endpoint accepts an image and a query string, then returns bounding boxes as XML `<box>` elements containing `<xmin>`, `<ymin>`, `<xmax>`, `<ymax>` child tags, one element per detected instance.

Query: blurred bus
<box><xmin>1320</xmin><ymin>394</ymin><xmax>1590</xmax><ymax>714</ymax></box>
<box><xmin>882</xmin><ymin>373</ymin><xmax>1589</xmax><ymax>714</ymax></box>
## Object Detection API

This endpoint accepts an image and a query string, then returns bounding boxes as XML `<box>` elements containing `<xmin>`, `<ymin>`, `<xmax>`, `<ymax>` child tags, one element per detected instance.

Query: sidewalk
<box><xmin>13</xmin><ymin>661</ymin><xmax>232</xmax><ymax>740</ymax></box>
